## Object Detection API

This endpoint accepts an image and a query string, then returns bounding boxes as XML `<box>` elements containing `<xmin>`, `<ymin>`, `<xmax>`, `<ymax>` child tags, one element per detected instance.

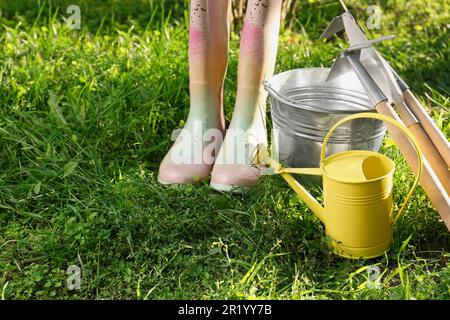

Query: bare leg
<box><xmin>211</xmin><ymin>0</ymin><xmax>282</xmax><ymax>191</ymax></box>
<box><xmin>159</xmin><ymin>0</ymin><xmax>231</xmax><ymax>184</ymax></box>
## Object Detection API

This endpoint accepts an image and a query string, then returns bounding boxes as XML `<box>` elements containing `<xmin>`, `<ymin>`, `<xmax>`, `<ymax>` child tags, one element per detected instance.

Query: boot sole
<box><xmin>158</xmin><ymin>175</ymin><xmax>211</xmax><ymax>186</ymax></box>
<box><xmin>210</xmin><ymin>182</ymin><xmax>250</xmax><ymax>193</ymax></box>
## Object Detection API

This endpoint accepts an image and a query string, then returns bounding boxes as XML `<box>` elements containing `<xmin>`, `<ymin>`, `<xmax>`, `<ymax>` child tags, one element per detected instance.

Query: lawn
<box><xmin>0</xmin><ymin>0</ymin><xmax>449</xmax><ymax>300</ymax></box>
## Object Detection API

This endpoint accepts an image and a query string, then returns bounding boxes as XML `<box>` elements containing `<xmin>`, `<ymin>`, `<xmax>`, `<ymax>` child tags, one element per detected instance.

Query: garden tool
<box><xmin>321</xmin><ymin>10</ymin><xmax>450</xmax><ymax>195</ymax></box>
<box><xmin>392</xmin><ymin>69</ymin><xmax>450</xmax><ymax>168</ymax></box>
<box><xmin>325</xmin><ymin>3</ymin><xmax>450</xmax><ymax>170</ymax></box>
<box><xmin>265</xmin><ymin>113</ymin><xmax>423</xmax><ymax>259</ymax></box>
<box><xmin>326</xmin><ymin>46</ymin><xmax>450</xmax><ymax>230</ymax></box>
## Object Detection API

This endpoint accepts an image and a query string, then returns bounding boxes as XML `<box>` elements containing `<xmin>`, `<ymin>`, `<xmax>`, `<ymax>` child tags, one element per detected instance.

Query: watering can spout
<box><xmin>281</xmin><ymin>172</ymin><xmax>326</xmax><ymax>224</ymax></box>
<box><xmin>268</xmin><ymin>159</ymin><xmax>325</xmax><ymax>223</ymax></box>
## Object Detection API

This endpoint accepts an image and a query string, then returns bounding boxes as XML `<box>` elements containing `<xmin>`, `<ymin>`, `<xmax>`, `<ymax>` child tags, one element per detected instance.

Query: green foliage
<box><xmin>0</xmin><ymin>0</ymin><xmax>449</xmax><ymax>300</ymax></box>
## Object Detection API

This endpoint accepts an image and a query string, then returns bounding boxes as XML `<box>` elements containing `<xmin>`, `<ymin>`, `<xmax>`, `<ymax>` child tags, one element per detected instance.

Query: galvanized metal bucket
<box><xmin>263</xmin><ymin>68</ymin><xmax>386</xmax><ymax>184</ymax></box>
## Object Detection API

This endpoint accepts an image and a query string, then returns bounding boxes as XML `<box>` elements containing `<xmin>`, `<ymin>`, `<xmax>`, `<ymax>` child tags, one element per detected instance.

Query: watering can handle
<box><xmin>321</xmin><ymin>112</ymin><xmax>423</xmax><ymax>224</ymax></box>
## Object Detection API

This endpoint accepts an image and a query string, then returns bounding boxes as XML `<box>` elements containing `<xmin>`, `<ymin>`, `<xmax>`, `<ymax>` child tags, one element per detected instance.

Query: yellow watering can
<box><xmin>268</xmin><ymin>113</ymin><xmax>423</xmax><ymax>259</ymax></box>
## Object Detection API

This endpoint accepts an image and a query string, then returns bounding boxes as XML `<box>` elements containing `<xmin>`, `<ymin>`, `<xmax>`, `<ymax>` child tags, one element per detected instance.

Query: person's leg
<box><xmin>159</xmin><ymin>0</ymin><xmax>231</xmax><ymax>184</ymax></box>
<box><xmin>211</xmin><ymin>0</ymin><xmax>282</xmax><ymax>191</ymax></box>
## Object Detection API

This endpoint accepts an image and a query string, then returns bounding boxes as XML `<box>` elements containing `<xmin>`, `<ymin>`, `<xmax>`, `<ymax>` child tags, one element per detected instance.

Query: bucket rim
<box><xmin>264</xmin><ymin>67</ymin><xmax>375</xmax><ymax>114</ymax></box>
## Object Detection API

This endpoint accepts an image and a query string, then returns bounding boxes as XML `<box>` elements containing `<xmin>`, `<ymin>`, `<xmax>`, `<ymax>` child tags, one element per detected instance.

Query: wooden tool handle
<box><xmin>404</xmin><ymin>89</ymin><xmax>450</xmax><ymax>168</ymax></box>
<box><xmin>376</xmin><ymin>101</ymin><xmax>450</xmax><ymax>230</ymax></box>
<box><xmin>408</xmin><ymin>123</ymin><xmax>450</xmax><ymax>195</ymax></box>
<box><xmin>391</xmin><ymin>102</ymin><xmax>450</xmax><ymax>193</ymax></box>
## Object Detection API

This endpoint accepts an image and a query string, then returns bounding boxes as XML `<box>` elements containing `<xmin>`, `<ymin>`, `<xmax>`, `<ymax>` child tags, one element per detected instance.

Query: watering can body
<box><xmin>321</xmin><ymin>151</ymin><xmax>395</xmax><ymax>258</ymax></box>
<box><xmin>271</xmin><ymin>113</ymin><xmax>422</xmax><ymax>259</ymax></box>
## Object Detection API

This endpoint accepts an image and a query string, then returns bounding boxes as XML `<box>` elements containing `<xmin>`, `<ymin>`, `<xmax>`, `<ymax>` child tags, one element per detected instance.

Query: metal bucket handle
<box><xmin>262</xmin><ymin>80</ymin><xmax>331</xmax><ymax>113</ymax></box>
<box><xmin>321</xmin><ymin>112</ymin><xmax>423</xmax><ymax>224</ymax></box>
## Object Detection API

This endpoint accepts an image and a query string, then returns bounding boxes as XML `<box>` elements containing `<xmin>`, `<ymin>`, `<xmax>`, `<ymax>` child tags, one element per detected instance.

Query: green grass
<box><xmin>0</xmin><ymin>0</ymin><xmax>449</xmax><ymax>300</ymax></box>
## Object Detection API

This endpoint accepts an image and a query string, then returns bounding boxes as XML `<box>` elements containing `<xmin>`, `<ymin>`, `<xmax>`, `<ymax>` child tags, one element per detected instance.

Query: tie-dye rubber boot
<box><xmin>158</xmin><ymin>0</ymin><xmax>231</xmax><ymax>185</ymax></box>
<box><xmin>211</xmin><ymin>0</ymin><xmax>282</xmax><ymax>192</ymax></box>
